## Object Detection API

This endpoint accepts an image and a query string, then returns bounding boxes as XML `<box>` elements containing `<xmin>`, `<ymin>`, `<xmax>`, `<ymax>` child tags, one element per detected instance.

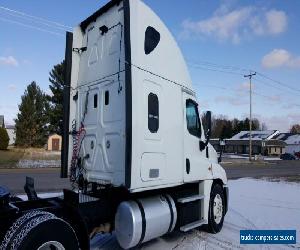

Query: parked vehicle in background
<box><xmin>294</xmin><ymin>151</ymin><xmax>300</xmax><ymax>159</ymax></box>
<box><xmin>280</xmin><ymin>153</ymin><xmax>296</xmax><ymax>160</ymax></box>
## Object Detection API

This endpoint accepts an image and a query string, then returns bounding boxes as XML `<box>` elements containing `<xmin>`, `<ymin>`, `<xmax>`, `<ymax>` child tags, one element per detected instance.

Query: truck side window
<box><xmin>148</xmin><ymin>93</ymin><xmax>159</xmax><ymax>133</ymax></box>
<box><xmin>94</xmin><ymin>94</ymin><xmax>98</xmax><ymax>108</ymax></box>
<box><xmin>105</xmin><ymin>91</ymin><xmax>109</xmax><ymax>105</ymax></box>
<box><xmin>186</xmin><ymin>100</ymin><xmax>201</xmax><ymax>138</ymax></box>
<box><xmin>144</xmin><ymin>26</ymin><xmax>160</xmax><ymax>55</ymax></box>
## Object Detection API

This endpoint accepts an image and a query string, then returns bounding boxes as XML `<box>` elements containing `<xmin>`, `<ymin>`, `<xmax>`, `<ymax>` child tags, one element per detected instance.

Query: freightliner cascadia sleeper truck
<box><xmin>0</xmin><ymin>0</ymin><xmax>228</xmax><ymax>249</ymax></box>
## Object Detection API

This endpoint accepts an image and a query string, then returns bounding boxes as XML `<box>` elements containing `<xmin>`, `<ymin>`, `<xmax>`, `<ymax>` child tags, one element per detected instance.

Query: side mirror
<box><xmin>205</xmin><ymin>111</ymin><xmax>212</xmax><ymax>139</ymax></box>
<box><xmin>199</xmin><ymin>111</ymin><xmax>212</xmax><ymax>152</ymax></box>
<box><xmin>199</xmin><ymin>140</ymin><xmax>206</xmax><ymax>151</ymax></box>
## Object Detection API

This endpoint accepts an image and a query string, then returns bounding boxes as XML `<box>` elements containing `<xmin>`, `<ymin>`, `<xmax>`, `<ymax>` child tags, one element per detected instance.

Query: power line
<box><xmin>187</xmin><ymin>59</ymin><xmax>249</xmax><ymax>73</ymax></box>
<box><xmin>0</xmin><ymin>6</ymin><xmax>72</xmax><ymax>30</ymax></box>
<box><xmin>187</xmin><ymin>58</ymin><xmax>300</xmax><ymax>94</ymax></box>
<box><xmin>252</xmin><ymin>78</ymin><xmax>300</xmax><ymax>97</ymax></box>
<box><xmin>0</xmin><ymin>10</ymin><xmax>70</xmax><ymax>32</ymax></box>
<box><xmin>256</xmin><ymin>72</ymin><xmax>300</xmax><ymax>93</ymax></box>
<box><xmin>0</xmin><ymin>17</ymin><xmax>64</xmax><ymax>36</ymax></box>
<box><xmin>197</xmin><ymin>83</ymin><xmax>296</xmax><ymax>103</ymax></box>
<box><xmin>187</xmin><ymin>62</ymin><xmax>244</xmax><ymax>76</ymax></box>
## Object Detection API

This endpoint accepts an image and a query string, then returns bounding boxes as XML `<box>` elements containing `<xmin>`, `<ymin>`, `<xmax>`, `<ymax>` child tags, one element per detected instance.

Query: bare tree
<box><xmin>290</xmin><ymin>124</ymin><xmax>300</xmax><ymax>134</ymax></box>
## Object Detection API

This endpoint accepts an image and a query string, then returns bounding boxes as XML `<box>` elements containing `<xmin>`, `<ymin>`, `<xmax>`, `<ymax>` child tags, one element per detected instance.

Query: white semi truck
<box><xmin>0</xmin><ymin>0</ymin><xmax>228</xmax><ymax>249</ymax></box>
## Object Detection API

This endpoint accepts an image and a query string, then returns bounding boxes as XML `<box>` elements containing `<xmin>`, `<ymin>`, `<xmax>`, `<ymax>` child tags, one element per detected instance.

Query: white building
<box><xmin>272</xmin><ymin>133</ymin><xmax>300</xmax><ymax>154</ymax></box>
<box><xmin>5</xmin><ymin>125</ymin><xmax>16</xmax><ymax>145</ymax></box>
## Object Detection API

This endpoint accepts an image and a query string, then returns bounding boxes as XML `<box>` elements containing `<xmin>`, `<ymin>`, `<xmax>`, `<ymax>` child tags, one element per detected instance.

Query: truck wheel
<box><xmin>207</xmin><ymin>184</ymin><xmax>225</xmax><ymax>233</ymax></box>
<box><xmin>1</xmin><ymin>211</ymin><xmax>79</xmax><ymax>250</ymax></box>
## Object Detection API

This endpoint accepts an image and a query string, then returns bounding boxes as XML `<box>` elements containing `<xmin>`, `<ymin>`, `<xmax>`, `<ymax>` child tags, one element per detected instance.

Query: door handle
<box><xmin>186</xmin><ymin>158</ymin><xmax>190</xmax><ymax>174</ymax></box>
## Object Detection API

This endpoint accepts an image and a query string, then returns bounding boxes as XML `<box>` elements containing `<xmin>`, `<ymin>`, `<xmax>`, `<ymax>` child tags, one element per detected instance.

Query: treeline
<box><xmin>14</xmin><ymin>61</ymin><xmax>65</xmax><ymax>147</ymax></box>
<box><xmin>202</xmin><ymin>114</ymin><xmax>265</xmax><ymax>139</ymax></box>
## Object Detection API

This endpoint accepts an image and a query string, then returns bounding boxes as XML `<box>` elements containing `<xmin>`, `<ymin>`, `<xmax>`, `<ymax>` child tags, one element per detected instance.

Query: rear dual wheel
<box><xmin>0</xmin><ymin>211</ymin><xmax>79</xmax><ymax>250</ymax></box>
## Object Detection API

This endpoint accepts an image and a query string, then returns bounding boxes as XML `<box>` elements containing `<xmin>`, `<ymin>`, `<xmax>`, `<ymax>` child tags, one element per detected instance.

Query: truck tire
<box><xmin>1</xmin><ymin>211</ymin><xmax>79</xmax><ymax>250</ymax></box>
<box><xmin>207</xmin><ymin>184</ymin><xmax>225</xmax><ymax>233</ymax></box>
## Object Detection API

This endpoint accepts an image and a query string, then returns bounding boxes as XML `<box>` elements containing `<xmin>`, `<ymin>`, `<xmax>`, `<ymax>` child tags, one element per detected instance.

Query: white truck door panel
<box><xmin>140</xmin><ymin>80</ymin><xmax>165</xmax><ymax>182</ymax></box>
<box><xmin>71</xmin><ymin>3</ymin><xmax>126</xmax><ymax>185</ymax></box>
<box><xmin>141</xmin><ymin>153</ymin><xmax>165</xmax><ymax>181</ymax></box>
<box><xmin>77</xmin><ymin>79</ymin><xmax>125</xmax><ymax>185</ymax></box>
<box><xmin>182</xmin><ymin>92</ymin><xmax>212</xmax><ymax>182</ymax></box>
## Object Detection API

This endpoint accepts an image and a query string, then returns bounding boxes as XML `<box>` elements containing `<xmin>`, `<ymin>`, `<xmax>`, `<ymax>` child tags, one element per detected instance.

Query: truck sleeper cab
<box><xmin>0</xmin><ymin>0</ymin><xmax>228</xmax><ymax>249</ymax></box>
<box><xmin>66</xmin><ymin>0</ymin><xmax>228</xmax><ymax>247</ymax></box>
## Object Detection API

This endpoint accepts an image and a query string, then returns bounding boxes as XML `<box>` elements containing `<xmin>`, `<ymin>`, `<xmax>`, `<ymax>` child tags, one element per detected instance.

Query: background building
<box><xmin>272</xmin><ymin>133</ymin><xmax>300</xmax><ymax>154</ymax></box>
<box><xmin>5</xmin><ymin>125</ymin><xmax>16</xmax><ymax>145</ymax></box>
<box><xmin>47</xmin><ymin>134</ymin><xmax>62</xmax><ymax>151</ymax></box>
<box><xmin>211</xmin><ymin>130</ymin><xmax>286</xmax><ymax>156</ymax></box>
<box><xmin>0</xmin><ymin>115</ymin><xmax>4</xmax><ymax>128</ymax></box>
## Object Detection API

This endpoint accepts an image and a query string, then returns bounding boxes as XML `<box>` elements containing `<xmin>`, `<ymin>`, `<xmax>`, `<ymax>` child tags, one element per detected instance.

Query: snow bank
<box><xmin>16</xmin><ymin>159</ymin><xmax>60</xmax><ymax>168</ymax></box>
<box><xmin>91</xmin><ymin>178</ymin><xmax>300</xmax><ymax>249</ymax></box>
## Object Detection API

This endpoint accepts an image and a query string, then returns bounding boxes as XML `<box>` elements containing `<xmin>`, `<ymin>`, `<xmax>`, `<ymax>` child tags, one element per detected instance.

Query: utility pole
<box><xmin>244</xmin><ymin>71</ymin><xmax>256</xmax><ymax>161</ymax></box>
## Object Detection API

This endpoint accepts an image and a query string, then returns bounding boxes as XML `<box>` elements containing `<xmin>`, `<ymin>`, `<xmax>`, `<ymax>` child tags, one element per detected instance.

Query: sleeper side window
<box><xmin>186</xmin><ymin>100</ymin><xmax>201</xmax><ymax>138</ymax></box>
<box><xmin>148</xmin><ymin>93</ymin><xmax>159</xmax><ymax>133</ymax></box>
<box><xmin>144</xmin><ymin>26</ymin><xmax>160</xmax><ymax>55</ymax></box>
<box><xmin>105</xmin><ymin>91</ymin><xmax>109</xmax><ymax>105</ymax></box>
<box><xmin>93</xmin><ymin>94</ymin><xmax>98</xmax><ymax>108</ymax></box>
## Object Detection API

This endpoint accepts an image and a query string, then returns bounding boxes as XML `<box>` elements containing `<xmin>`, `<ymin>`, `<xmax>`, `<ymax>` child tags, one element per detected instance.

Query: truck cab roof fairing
<box><xmin>128</xmin><ymin>0</ymin><xmax>193</xmax><ymax>92</ymax></box>
<box><xmin>80</xmin><ymin>0</ymin><xmax>193</xmax><ymax>91</ymax></box>
<box><xmin>80</xmin><ymin>0</ymin><xmax>123</xmax><ymax>32</ymax></box>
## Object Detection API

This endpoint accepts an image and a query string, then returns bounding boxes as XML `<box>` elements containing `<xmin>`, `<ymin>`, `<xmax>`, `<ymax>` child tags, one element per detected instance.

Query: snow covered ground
<box><xmin>18</xmin><ymin>178</ymin><xmax>300</xmax><ymax>249</ymax></box>
<box><xmin>91</xmin><ymin>178</ymin><xmax>300</xmax><ymax>249</ymax></box>
<box><xmin>223</xmin><ymin>154</ymin><xmax>281</xmax><ymax>161</ymax></box>
<box><xmin>16</xmin><ymin>159</ymin><xmax>60</xmax><ymax>168</ymax></box>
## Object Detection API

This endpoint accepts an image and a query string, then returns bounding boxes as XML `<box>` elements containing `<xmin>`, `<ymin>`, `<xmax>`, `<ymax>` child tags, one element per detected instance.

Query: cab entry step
<box><xmin>180</xmin><ymin>219</ymin><xmax>207</xmax><ymax>232</ymax></box>
<box><xmin>177</xmin><ymin>194</ymin><xmax>205</xmax><ymax>203</ymax></box>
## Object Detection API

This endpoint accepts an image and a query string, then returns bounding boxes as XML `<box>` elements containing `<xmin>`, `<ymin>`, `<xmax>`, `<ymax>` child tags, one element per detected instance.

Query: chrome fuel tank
<box><xmin>115</xmin><ymin>194</ymin><xmax>177</xmax><ymax>249</ymax></box>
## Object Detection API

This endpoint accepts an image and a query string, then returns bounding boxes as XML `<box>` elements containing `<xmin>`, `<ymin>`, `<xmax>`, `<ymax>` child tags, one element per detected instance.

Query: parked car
<box><xmin>294</xmin><ymin>151</ymin><xmax>300</xmax><ymax>159</ymax></box>
<box><xmin>280</xmin><ymin>153</ymin><xmax>296</xmax><ymax>160</ymax></box>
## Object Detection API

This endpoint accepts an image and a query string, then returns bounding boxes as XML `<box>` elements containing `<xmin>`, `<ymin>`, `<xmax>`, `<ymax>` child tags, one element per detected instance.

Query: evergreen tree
<box><xmin>15</xmin><ymin>81</ymin><xmax>48</xmax><ymax>147</ymax></box>
<box><xmin>46</xmin><ymin>60</ymin><xmax>65</xmax><ymax>135</ymax></box>
<box><xmin>0</xmin><ymin>127</ymin><xmax>9</xmax><ymax>150</ymax></box>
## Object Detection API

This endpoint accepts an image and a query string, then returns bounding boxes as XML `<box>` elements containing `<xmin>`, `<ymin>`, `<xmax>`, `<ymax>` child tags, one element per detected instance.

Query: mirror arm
<box><xmin>205</xmin><ymin>129</ymin><xmax>211</xmax><ymax>146</ymax></box>
<box><xmin>218</xmin><ymin>140</ymin><xmax>224</xmax><ymax>163</ymax></box>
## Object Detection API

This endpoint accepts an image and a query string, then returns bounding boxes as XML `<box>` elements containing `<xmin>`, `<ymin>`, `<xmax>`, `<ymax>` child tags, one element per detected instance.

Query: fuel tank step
<box><xmin>180</xmin><ymin>219</ymin><xmax>207</xmax><ymax>232</ymax></box>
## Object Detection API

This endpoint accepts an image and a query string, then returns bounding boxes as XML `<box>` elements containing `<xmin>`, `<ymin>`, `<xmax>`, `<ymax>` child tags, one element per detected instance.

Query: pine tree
<box><xmin>46</xmin><ymin>61</ymin><xmax>65</xmax><ymax>135</ymax></box>
<box><xmin>0</xmin><ymin>127</ymin><xmax>9</xmax><ymax>150</ymax></box>
<box><xmin>15</xmin><ymin>81</ymin><xmax>48</xmax><ymax>147</ymax></box>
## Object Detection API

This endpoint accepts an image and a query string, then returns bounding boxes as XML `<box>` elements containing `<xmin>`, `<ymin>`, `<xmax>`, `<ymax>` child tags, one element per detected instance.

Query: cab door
<box><xmin>182</xmin><ymin>92</ymin><xmax>212</xmax><ymax>182</ymax></box>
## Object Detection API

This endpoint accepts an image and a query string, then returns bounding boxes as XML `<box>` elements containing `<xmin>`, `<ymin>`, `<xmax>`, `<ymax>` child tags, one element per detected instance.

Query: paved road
<box><xmin>222</xmin><ymin>160</ymin><xmax>300</xmax><ymax>180</ymax></box>
<box><xmin>0</xmin><ymin>168</ymin><xmax>71</xmax><ymax>194</ymax></box>
<box><xmin>0</xmin><ymin>160</ymin><xmax>299</xmax><ymax>193</ymax></box>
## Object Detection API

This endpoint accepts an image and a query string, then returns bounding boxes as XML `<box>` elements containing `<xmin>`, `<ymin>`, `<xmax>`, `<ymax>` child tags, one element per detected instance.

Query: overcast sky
<box><xmin>0</xmin><ymin>0</ymin><xmax>299</xmax><ymax>131</ymax></box>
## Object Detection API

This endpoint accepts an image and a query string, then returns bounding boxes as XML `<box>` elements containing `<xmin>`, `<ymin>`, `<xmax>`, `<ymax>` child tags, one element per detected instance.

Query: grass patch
<box><xmin>22</xmin><ymin>148</ymin><xmax>61</xmax><ymax>160</ymax></box>
<box><xmin>0</xmin><ymin>147</ymin><xmax>60</xmax><ymax>168</ymax></box>
<box><xmin>0</xmin><ymin>148</ymin><xmax>25</xmax><ymax>168</ymax></box>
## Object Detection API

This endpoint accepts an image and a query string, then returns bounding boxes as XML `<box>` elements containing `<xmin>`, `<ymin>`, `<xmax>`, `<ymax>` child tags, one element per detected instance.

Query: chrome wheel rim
<box><xmin>213</xmin><ymin>194</ymin><xmax>223</xmax><ymax>224</ymax></box>
<box><xmin>37</xmin><ymin>241</ymin><xmax>65</xmax><ymax>250</ymax></box>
